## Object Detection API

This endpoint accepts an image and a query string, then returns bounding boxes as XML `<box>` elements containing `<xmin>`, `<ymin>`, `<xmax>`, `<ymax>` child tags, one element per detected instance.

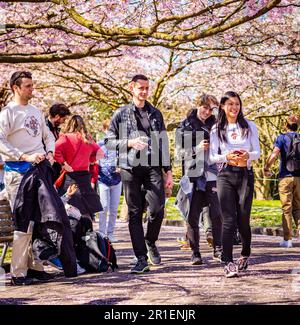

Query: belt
<box><xmin>223</xmin><ymin>165</ymin><xmax>248</xmax><ymax>172</ymax></box>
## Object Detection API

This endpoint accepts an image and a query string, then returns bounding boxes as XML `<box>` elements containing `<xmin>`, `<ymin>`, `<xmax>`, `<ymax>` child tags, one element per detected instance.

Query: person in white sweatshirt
<box><xmin>0</xmin><ymin>71</ymin><xmax>56</xmax><ymax>286</ymax></box>
<box><xmin>210</xmin><ymin>91</ymin><xmax>260</xmax><ymax>278</ymax></box>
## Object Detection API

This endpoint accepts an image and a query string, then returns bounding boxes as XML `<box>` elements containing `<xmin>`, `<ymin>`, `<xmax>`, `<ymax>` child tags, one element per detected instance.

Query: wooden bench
<box><xmin>0</xmin><ymin>199</ymin><xmax>14</xmax><ymax>267</ymax></box>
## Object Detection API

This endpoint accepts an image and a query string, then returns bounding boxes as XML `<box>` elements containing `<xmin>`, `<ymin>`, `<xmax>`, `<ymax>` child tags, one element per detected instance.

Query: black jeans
<box><xmin>217</xmin><ymin>166</ymin><xmax>254</xmax><ymax>263</ymax></box>
<box><xmin>121</xmin><ymin>166</ymin><xmax>165</xmax><ymax>259</ymax></box>
<box><xmin>187</xmin><ymin>181</ymin><xmax>223</xmax><ymax>254</ymax></box>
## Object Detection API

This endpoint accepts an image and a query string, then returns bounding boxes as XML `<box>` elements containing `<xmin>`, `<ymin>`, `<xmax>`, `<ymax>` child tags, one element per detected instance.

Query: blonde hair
<box><xmin>102</xmin><ymin>119</ymin><xmax>110</xmax><ymax>132</ymax></box>
<box><xmin>64</xmin><ymin>115</ymin><xmax>92</xmax><ymax>143</ymax></box>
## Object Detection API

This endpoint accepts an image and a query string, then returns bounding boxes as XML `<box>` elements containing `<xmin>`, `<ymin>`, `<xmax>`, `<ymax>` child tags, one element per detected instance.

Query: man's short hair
<box><xmin>49</xmin><ymin>103</ymin><xmax>71</xmax><ymax>118</ymax></box>
<box><xmin>131</xmin><ymin>74</ymin><xmax>148</xmax><ymax>83</ymax></box>
<box><xmin>10</xmin><ymin>71</ymin><xmax>32</xmax><ymax>91</ymax></box>
<box><xmin>195</xmin><ymin>94</ymin><xmax>219</xmax><ymax>108</ymax></box>
<box><xmin>286</xmin><ymin>114</ymin><xmax>300</xmax><ymax>132</ymax></box>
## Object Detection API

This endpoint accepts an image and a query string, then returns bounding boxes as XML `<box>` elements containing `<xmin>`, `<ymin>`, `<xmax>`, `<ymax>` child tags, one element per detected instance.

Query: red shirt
<box><xmin>55</xmin><ymin>132</ymin><xmax>102</xmax><ymax>172</ymax></box>
<box><xmin>89</xmin><ymin>163</ymin><xmax>99</xmax><ymax>184</ymax></box>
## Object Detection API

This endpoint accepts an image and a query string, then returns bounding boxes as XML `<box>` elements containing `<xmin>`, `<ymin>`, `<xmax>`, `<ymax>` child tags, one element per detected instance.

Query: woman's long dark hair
<box><xmin>217</xmin><ymin>91</ymin><xmax>249</xmax><ymax>142</ymax></box>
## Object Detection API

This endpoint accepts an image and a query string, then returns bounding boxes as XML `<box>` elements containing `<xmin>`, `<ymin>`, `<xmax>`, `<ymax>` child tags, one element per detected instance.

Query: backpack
<box><xmin>77</xmin><ymin>230</ymin><xmax>118</xmax><ymax>272</ymax></box>
<box><xmin>285</xmin><ymin>133</ymin><xmax>300</xmax><ymax>172</ymax></box>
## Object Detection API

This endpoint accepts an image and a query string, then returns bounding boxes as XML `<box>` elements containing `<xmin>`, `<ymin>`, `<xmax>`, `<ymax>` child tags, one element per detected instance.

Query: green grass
<box><xmin>0</xmin><ymin>246</ymin><xmax>12</xmax><ymax>264</ymax></box>
<box><xmin>250</xmin><ymin>199</ymin><xmax>282</xmax><ymax>228</ymax></box>
<box><xmin>118</xmin><ymin>196</ymin><xmax>283</xmax><ymax>227</ymax></box>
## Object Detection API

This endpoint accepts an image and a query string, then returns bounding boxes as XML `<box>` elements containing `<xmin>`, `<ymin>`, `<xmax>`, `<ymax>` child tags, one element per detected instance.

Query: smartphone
<box><xmin>233</xmin><ymin>150</ymin><xmax>243</xmax><ymax>155</ymax></box>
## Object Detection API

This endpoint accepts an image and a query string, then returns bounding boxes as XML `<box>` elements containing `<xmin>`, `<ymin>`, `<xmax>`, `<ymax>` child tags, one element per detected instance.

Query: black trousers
<box><xmin>60</xmin><ymin>171</ymin><xmax>102</xmax><ymax>216</ymax></box>
<box><xmin>187</xmin><ymin>181</ymin><xmax>223</xmax><ymax>254</ymax></box>
<box><xmin>121</xmin><ymin>167</ymin><xmax>165</xmax><ymax>259</ymax></box>
<box><xmin>217</xmin><ymin>166</ymin><xmax>254</xmax><ymax>263</ymax></box>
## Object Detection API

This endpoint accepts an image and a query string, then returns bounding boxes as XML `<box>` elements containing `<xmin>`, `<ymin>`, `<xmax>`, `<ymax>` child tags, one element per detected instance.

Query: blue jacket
<box><xmin>98</xmin><ymin>138</ymin><xmax>121</xmax><ymax>186</ymax></box>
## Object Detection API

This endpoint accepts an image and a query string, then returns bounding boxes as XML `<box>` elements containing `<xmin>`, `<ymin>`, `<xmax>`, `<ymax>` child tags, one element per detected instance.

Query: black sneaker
<box><xmin>213</xmin><ymin>250</ymin><xmax>224</xmax><ymax>263</ymax></box>
<box><xmin>11</xmin><ymin>276</ymin><xmax>34</xmax><ymax>286</ymax></box>
<box><xmin>131</xmin><ymin>256</ymin><xmax>150</xmax><ymax>274</ymax></box>
<box><xmin>191</xmin><ymin>252</ymin><xmax>203</xmax><ymax>265</ymax></box>
<box><xmin>27</xmin><ymin>269</ymin><xmax>56</xmax><ymax>282</ymax></box>
<box><xmin>224</xmin><ymin>262</ymin><xmax>238</xmax><ymax>278</ymax></box>
<box><xmin>146</xmin><ymin>243</ymin><xmax>161</xmax><ymax>265</ymax></box>
<box><xmin>236</xmin><ymin>256</ymin><xmax>249</xmax><ymax>272</ymax></box>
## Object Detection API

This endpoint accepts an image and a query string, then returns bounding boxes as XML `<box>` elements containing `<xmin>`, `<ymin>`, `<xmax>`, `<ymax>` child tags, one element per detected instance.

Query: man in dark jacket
<box><xmin>105</xmin><ymin>74</ymin><xmax>173</xmax><ymax>274</ymax></box>
<box><xmin>46</xmin><ymin>103</ymin><xmax>71</xmax><ymax>141</ymax></box>
<box><xmin>46</xmin><ymin>103</ymin><xmax>71</xmax><ymax>181</ymax></box>
<box><xmin>176</xmin><ymin>94</ymin><xmax>223</xmax><ymax>265</ymax></box>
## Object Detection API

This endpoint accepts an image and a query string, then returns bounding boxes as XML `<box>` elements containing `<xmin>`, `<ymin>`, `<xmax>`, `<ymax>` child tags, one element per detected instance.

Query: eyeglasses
<box><xmin>10</xmin><ymin>71</ymin><xmax>32</xmax><ymax>86</ymax></box>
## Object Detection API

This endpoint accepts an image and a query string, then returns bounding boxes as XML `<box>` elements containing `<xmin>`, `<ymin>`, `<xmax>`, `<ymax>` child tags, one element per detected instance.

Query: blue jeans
<box><xmin>98</xmin><ymin>182</ymin><xmax>122</xmax><ymax>236</ymax></box>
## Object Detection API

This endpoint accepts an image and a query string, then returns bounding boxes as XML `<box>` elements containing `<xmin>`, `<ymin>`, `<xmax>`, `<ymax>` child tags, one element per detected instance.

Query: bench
<box><xmin>0</xmin><ymin>199</ymin><xmax>14</xmax><ymax>268</ymax></box>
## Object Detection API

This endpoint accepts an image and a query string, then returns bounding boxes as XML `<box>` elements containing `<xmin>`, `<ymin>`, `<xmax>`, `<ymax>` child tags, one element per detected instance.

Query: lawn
<box><xmin>118</xmin><ymin>196</ymin><xmax>283</xmax><ymax>228</ymax></box>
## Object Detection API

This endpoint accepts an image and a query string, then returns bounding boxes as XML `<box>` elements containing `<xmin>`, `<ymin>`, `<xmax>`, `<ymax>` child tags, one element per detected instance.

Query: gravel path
<box><xmin>1</xmin><ymin>221</ymin><xmax>300</xmax><ymax>305</ymax></box>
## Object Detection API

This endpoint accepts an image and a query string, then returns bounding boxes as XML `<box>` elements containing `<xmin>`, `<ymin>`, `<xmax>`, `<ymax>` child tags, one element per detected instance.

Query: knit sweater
<box><xmin>0</xmin><ymin>101</ymin><xmax>55</xmax><ymax>161</ymax></box>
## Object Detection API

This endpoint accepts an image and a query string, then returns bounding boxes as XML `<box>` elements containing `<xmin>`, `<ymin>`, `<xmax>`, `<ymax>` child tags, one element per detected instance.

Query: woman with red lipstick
<box><xmin>209</xmin><ymin>91</ymin><xmax>260</xmax><ymax>278</ymax></box>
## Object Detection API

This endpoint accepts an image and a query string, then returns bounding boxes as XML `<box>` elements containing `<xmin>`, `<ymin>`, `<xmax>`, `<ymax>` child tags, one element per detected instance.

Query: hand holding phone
<box><xmin>233</xmin><ymin>150</ymin><xmax>243</xmax><ymax>156</ymax></box>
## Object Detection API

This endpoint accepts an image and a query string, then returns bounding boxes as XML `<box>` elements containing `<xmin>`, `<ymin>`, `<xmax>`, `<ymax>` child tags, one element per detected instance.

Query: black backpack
<box><xmin>285</xmin><ymin>133</ymin><xmax>300</xmax><ymax>172</ymax></box>
<box><xmin>77</xmin><ymin>230</ymin><xmax>118</xmax><ymax>272</ymax></box>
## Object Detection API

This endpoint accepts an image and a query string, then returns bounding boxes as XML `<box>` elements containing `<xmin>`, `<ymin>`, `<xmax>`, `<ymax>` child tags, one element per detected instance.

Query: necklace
<box><xmin>230</xmin><ymin>124</ymin><xmax>238</xmax><ymax>140</ymax></box>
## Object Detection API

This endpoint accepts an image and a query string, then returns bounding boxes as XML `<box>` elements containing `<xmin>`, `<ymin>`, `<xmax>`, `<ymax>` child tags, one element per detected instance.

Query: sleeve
<box><xmin>54</xmin><ymin>134</ymin><xmax>67</xmax><ymax>164</ymax></box>
<box><xmin>175</xmin><ymin>120</ymin><xmax>201</xmax><ymax>176</ymax></box>
<box><xmin>159</xmin><ymin>111</ymin><xmax>171</xmax><ymax>172</ymax></box>
<box><xmin>89</xmin><ymin>163</ymin><xmax>99</xmax><ymax>184</ymax></box>
<box><xmin>248</xmin><ymin>121</ymin><xmax>261</xmax><ymax>161</ymax></box>
<box><xmin>41</xmin><ymin>112</ymin><xmax>55</xmax><ymax>153</ymax></box>
<box><xmin>209</xmin><ymin>126</ymin><xmax>228</xmax><ymax>164</ymax></box>
<box><xmin>0</xmin><ymin>109</ymin><xmax>24</xmax><ymax>160</ymax></box>
<box><xmin>274</xmin><ymin>134</ymin><xmax>283</xmax><ymax>150</ymax></box>
<box><xmin>89</xmin><ymin>141</ymin><xmax>102</xmax><ymax>164</ymax></box>
<box><xmin>104</xmin><ymin>109</ymin><xmax>128</xmax><ymax>153</ymax></box>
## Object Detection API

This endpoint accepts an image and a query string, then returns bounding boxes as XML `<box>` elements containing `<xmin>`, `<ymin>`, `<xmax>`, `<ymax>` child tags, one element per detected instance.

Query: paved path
<box><xmin>1</xmin><ymin>221</ymin><xmax>300</xmax><ymax>305</ymax></box>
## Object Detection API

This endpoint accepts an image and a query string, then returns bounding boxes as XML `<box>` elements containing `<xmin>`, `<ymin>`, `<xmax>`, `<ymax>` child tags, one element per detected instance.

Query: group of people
<box><xmin>0</xmin><ymin>71</ymin><xmax>299</xmax><ymax>286</ymax></box>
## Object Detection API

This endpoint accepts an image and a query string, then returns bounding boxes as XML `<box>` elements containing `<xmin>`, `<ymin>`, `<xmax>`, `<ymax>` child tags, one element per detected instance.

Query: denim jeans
<box><xmin>98</xmin><ymin>181</ymin><xmax>122</xmax><ymax>237</ymax></box>
<box><xmin>217</xmin><ymin>166</ymin><xmax>254</xmax><ymax>263</ymax></box>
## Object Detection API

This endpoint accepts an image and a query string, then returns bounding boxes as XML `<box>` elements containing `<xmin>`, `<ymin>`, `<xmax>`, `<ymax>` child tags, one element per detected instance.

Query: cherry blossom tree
<box><xmin>1</xmin><ymin>0</ymin><xmax>296</xmax><ymax>63</ymax></box>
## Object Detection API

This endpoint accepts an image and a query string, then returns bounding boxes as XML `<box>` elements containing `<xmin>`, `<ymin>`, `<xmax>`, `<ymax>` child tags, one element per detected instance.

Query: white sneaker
<box><xmin>279</xmin><ymin>239</ymin><xmax>293</xmax><ymax>248</ymax></box>
<box><xmin>76</xmin><ymin>263</ymin><xmax>86</xmax><ymax>275</ymax></box>
<box><xmin>224</xmin><ymin>262</ymin><xmax>238</xmax><ymax>278</ymax></box>
<box><xmin>130</xmin><ymin>256</ymin><xmax>138</xmax><ymax>265</ymax></box>
<box><xmin>108</xmin><ymin>234</ymin><xmax>117</xmax><ymax>243</ymax></box>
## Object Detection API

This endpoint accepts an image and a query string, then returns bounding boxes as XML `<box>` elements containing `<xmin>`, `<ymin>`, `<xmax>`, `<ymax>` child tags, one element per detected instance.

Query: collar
<box><xmin>129</xmin><ymin>101</ymin><xmax>156</xmax><ymax>116</ymax></box>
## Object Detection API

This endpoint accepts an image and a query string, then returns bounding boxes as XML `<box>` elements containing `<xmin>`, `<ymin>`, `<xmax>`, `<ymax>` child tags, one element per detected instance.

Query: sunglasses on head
<box><xmin>11</xmin><ymin>71</ymin><xmax>32</xmax><ymax>86</ymax></box>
